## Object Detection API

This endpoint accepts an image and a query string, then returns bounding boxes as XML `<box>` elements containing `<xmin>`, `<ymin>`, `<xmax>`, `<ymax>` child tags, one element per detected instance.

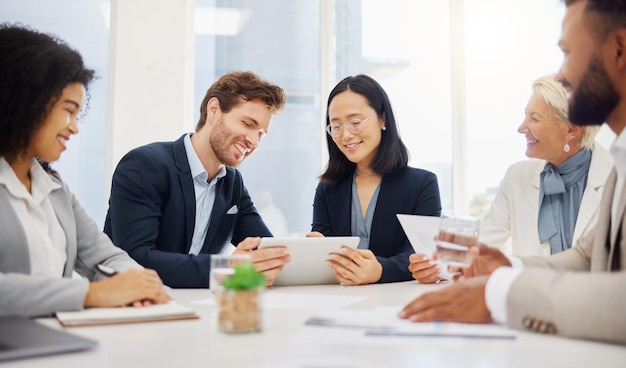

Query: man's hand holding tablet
<box><xmin>234</xmin><ymin>237</ymin><xmax>291</xmax><ymax>286</ymax></box>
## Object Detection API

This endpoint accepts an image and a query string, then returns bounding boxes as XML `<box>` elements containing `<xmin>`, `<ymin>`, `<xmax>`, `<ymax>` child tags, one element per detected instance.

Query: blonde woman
<box><xmin>410</xmin><ymin>74</ymin><xmax>612</xmax><ymax>284</ymax></box>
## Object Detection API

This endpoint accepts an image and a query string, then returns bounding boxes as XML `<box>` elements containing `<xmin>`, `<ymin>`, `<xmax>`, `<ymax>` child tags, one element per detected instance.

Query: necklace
<box><xmin>355</xmin><ymin>169</ymin><xmax>375</xmax><ymax>177</ymax></box>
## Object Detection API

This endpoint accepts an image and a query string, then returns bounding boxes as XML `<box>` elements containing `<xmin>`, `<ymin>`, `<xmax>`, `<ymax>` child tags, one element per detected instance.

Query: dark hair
<box><xmin>0</xmin><ymin>23</ymin><xmax>95</xmax><ymax>159</ymax></box>
<box><xmin>320</xmin><ymin>74</ymin><xmax>409</xmax><ymax>182</ymax></box>
<box><xmin>196</xmin><ymin>71</ymin><xmax>286</xmax><ymax>130</ymax></box>
<box><xmin>564</xmin><ymin>0</ymin><xmax>626</xmax><ymax>40</ymax></box>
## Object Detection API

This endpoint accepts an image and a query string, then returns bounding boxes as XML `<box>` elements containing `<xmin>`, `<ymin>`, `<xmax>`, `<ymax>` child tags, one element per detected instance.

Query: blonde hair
<box><xmin>532</xmin><ymin>74</ymin><xmax>600</xmax><ymax>149</ymax></box>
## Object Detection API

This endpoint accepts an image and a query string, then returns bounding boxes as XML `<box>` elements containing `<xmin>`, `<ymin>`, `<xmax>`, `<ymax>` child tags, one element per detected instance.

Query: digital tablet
<box><xmin>258</xmin><ymin>236</ymin><xmax>360</xmax><ymax>286</ymax></box>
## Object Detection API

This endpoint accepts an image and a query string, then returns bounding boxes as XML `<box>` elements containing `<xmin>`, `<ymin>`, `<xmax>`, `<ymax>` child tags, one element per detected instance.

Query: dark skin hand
<box><xmin>452</xmin><ymin>244</ymin><xmax>512</xmax><ymax>281</ymax></box>
<box><xmin>409</xmin><ymin>240</ymin><xmax>511</xmax><ymax>283</ymax></box>
<box><xmin>399</xmin><ymin>276</ymin><xmax>492</xmax><ymax>323</ymax></box>
<box><xmin>401</xmin><ymin>243</ymin><xmax>511</xmax><ymax>323</ymax></box>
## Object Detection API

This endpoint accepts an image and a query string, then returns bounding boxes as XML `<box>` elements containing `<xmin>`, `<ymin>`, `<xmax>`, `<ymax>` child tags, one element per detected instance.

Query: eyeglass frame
<box><xmin>326</xmin><ymin>112</ymin><xmax>377</xmax><ymax>138</ymax></box>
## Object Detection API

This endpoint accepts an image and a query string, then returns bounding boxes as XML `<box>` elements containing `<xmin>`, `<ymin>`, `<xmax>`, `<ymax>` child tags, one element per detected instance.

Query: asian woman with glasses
<box><xmin>307</xmin><ymin>74</ymin><xmax>442</xmax><ymax>285</ymax></box>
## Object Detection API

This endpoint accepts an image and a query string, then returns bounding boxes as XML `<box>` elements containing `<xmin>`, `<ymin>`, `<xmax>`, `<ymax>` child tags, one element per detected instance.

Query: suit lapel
<box><xmin>335</xmin><ymin>177</ymin><xmax>353</xmax><ymax>235</ymax></box>
<box><xmin>48</xmin><ymin>186</ymin><xmax>75</xmax><ymax>277</ymax></box>
<box><xmin>173</xmin><ymin>136</ymin><xmax>196</xmax><ymax>252</ymax></box>
<box><xmin>578</xmin><ymin>143</ymin><xmax>612</xmax><ymax>243</ymax></box>
<box><xmin>610</xmin><ymin>171</ymin><xmax>626</xmax><ymax>270</ymax></box>
<box><xmin>613</xmin><ymin>182</ymin><xmax>626</xmax><ymax>244</ymax></box>
<box><xmin>0</xmin><ymin>189</ymin><xmax>31</xmax><ymax>273</ymax></box>
<box><xmin>203</xmin><ymin>181</ymin><xmax>227</xmax><ymax>253</ymax></box>
<box><xmin>178</xmin><ymin>171</ymin><xmax>195</xmax><ymax>252</ymax></box>
<box><xmin>574</xmin><ymin>182</ymin><xmax>602</xmax><ymax>242</ymax></box>
<box><xmin>530</xmin><ymin>163</ymin><xmax>541</xmax><ymax>230</ymax></box>
<box><xmin>602</xmin><ymin>170</ymin><xmax>621</xmax><ymax>270</ymax></box>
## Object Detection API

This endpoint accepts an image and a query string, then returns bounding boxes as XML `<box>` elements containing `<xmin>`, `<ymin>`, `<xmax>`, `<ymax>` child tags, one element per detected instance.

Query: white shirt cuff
<box><xmin>507</xmin><ymin>255</ymin><xmax>524</xmax><ymax>269</ymax></box>
<box><xmin>485</xmin><ymin>266</ymin><xmax>523</xmax><ymax>325</ymax></box>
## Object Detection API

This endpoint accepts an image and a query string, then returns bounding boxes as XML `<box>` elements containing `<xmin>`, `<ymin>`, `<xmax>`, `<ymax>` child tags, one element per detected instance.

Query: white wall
<box><xmin>106</xmin><ymin>0</ymin><xmax>196</xmax><ymax>189</ymax></box>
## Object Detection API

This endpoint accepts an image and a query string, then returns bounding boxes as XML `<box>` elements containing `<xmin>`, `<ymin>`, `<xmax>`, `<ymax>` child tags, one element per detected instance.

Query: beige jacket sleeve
<box><xmin>506</xmin><ymin>170</ymin><xmax>626</xmax><ymax>345</ymax></box>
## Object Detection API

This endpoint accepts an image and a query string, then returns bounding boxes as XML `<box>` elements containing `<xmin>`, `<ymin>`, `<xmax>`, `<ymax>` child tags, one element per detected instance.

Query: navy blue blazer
<box><xmin>104</xmin><ymin>134</ymin><xmax>271</xmax><ymax>288</ymax></box>
<box><xmin>311</xmin><ymin>167</ymin><xmax>441</xmax><ymax>283</ymax></box>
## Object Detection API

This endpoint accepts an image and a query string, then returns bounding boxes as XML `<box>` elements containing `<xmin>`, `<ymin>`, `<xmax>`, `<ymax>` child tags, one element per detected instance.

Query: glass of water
<box><xmin>435</xmin><ymin>215</ymin><xmax>480</xmax><ymax>268</ymax></box>
<box><xmin>209</xmin><ymin>254</ymin><xmax>252</xmax><ymax>293</ymax></box>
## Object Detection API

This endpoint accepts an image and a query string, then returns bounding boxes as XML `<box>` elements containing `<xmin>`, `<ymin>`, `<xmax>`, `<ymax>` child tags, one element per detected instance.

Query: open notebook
<box><xmin>0</xmin><ymin>316</ymin><xmax>97</xmax><ymax>362</ymax></box>
<box><xmin>56</xmin><ymin>301</ymin><xmax>199</xmax><ymax>327</ymax></box>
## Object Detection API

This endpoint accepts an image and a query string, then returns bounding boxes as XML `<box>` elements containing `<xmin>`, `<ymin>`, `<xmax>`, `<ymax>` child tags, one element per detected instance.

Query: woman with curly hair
<box><xmin>0</xmin><ymin>23</ymin><xmax>170</xmax><ymax>317</ymax></box>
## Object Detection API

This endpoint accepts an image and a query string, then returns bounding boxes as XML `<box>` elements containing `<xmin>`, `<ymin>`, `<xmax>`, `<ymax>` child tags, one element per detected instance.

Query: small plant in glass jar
<box><xmin>218</xmin><ymin>262</ymin><xmax>266</xmax><ymax>333</ymax></box>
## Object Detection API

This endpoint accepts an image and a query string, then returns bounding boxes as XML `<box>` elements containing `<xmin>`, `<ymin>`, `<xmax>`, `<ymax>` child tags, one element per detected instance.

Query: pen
<box><xmin>96</xmin><ymin>263</ymin><xmax>118</xmax><ymax>277</ymax></box>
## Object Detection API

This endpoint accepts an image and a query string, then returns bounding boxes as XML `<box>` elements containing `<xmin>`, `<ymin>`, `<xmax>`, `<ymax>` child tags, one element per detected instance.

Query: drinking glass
<box><xmin>209</xmin><ymin>254</ymin><xmax>251</xmax><ymax>293</ymax></box>
<box><xmin>435</xmin><ymin>215</ymin><xmax>480</xmax><ymax>268</ymax></box>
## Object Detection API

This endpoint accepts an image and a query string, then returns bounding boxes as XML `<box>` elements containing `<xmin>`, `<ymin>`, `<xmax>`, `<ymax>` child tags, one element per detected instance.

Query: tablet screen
<box><xmin>258</xmin><ymin>237</ymin><xmax>359</xmax><ymax>286</ymax></box>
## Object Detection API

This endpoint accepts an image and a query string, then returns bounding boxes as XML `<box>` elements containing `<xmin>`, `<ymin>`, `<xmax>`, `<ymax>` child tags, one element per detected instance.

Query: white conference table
<box><xmin>8</xmin><ymin>281</ymin><xmax>626</xmax><ymax>368</ymax></box>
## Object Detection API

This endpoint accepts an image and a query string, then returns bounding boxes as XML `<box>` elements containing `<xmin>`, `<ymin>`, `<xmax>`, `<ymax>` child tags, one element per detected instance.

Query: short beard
<box><xmin>209</xmin><ymin>117</ymin><xmax>241</xmax><ymax>168</ymax></box>
<box><xmin>568</xmin><ymin>54</ymin><xmax>620</xmax><ymax>127</ymax></box>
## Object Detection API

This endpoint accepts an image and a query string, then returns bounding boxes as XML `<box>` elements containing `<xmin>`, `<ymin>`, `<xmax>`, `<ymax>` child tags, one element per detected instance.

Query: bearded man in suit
<box><xmin>400</xmin><ymin>0</ymin><xmax>626</xmax><ymax>345</ymax></box>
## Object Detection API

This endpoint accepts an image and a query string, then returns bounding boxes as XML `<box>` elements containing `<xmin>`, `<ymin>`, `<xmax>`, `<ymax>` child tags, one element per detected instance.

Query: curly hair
<box><xmin>196</xmin><ymin>71</ymin><xmax>286</xmax><ymax>130</ymax></box>
<box><xmin>0</xmin><ymin>23</ymin><xmax>95</xmax><ymax>158</ymax></box>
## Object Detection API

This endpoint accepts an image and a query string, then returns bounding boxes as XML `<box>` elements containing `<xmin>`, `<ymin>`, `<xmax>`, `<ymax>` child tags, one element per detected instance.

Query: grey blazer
<box><xmin>0</xmin><ymin>169</ymin><xmax>138</xmax><ymax>317</ymax></box>
<box><xmin>508</xmin><ymin>169</ymin><xmax>626</xmax><ymax>344</ymax></box>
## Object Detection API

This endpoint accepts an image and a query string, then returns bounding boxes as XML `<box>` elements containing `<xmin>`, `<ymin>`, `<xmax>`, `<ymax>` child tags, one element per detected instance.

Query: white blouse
<box><xmin>0</xmin><ymin>157</ymin><xmax>67</xmax><ymax>277</ymax></box>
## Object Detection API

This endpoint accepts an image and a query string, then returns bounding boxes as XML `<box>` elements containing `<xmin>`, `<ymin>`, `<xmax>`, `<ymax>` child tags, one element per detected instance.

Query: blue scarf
<box><xmin>537</xmin><ymin>149</ymin><xmax>592</xmax><ymax>254</ymax></box>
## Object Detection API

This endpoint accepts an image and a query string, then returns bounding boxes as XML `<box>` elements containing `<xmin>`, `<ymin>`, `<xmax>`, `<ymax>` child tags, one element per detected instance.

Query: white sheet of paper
<box><xmin>396</xmin><ymin>214</ymin><xmax>440</xmax><ymax>254</ymax></box>
<box><xmin>396</xmin><ymin>214</ymin><xmax>456</xmax><ymax>280</ymax></box>
<box><xmin>293</xmin><ymin>325</ymin><xmax>467</xmax><ymax>349</ymax></box>
<box><xmin>302</xmin><ymin>306</ymin><xmax>516</xmax><ymax>341</ymax></box>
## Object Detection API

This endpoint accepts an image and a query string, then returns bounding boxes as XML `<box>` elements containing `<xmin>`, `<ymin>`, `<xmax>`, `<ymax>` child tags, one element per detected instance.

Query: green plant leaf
<box><xmin>221</xmin><ymin>262</ymin><xmax>267</xmax><ymax>290</ymax></box>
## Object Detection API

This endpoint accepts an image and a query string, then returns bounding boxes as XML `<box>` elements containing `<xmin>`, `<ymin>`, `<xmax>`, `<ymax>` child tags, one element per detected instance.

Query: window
<box><xmin>195</xmin><ymin>0</ymin><xmax>322</xmax><ymax>236</ymax></box>
<box><xmin>1</xmin><ymin>0</ymin><xmax>110</xmax><ymax>226</ymax></box>
<box><xmin>464</xmin><ymin>0</ymin><xmax>614</xmax><ymax>218</ymax></box>
<box><xmin>4</xmin><ymin>0</ymin><xmax>610</xmax><ymax>233</ymax></box>
<box><xmin>335</xmin><ymin>0</ymin><xmax>454</xmax><ymax>213</ymax></box>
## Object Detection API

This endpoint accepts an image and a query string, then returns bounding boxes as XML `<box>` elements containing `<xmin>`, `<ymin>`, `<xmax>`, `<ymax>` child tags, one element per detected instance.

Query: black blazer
<box><xmin>104</xmin><ymin>135</ymin><xmax>271</xmax><ymax>288</ymax></box>
<box><xmin>311</xmin><ymin>167</ymin><xmax>441</xmax><ymax>283</ymax></box>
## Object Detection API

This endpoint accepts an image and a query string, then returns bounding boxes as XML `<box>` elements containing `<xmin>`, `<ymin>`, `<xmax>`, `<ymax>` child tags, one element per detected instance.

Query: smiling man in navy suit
<box><xmin>104</xmin><ymin>71</ymin><xmax>290</xmax><ymax>288</ymax></box>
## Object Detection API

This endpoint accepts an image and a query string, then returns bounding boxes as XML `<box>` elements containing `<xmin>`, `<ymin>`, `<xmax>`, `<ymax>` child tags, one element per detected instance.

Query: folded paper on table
<box><xmin>305</xmin><ymin>307</ymin><xmax>516</xmax><ymax>340</ymax></box>
<box><xmin>56</xmin><ymin>301</ymin><xmax>199</xmax><ymax>327</ymax></box>
<box><xmin>396</xmin><ymin>214</ymin><xmax>456</xmax><ymax>280</ymax></box>
<box><xmin>365</xmin><ymin>323</ymin><xmax>516</xmax><ymax>339</ymax></box>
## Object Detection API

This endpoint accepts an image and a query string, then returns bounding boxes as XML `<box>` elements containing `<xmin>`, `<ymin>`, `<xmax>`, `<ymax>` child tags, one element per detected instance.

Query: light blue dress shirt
<box><xmin>184</xmin><ymin>133</ymin><xmax>226</xmax><ymax>255</ymax></box>
<box><xmin>350</xmin><ymin>174</ymin><xmax>381</xmax><ymax>249</ymax></box>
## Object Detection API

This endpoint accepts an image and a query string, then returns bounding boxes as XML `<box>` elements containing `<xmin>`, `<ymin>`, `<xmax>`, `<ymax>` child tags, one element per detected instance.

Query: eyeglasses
<box><xmin>326</xmin><ymin>113</ymin><xmax>376</xmax><ymax>138</ymax></box>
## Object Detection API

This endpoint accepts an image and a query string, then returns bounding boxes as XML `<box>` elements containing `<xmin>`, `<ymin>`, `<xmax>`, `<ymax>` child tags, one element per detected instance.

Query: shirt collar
<box><xmin>183</xmin><ymin>133</ymin><xmax>227</xmax><ymax>183</ymax></box>
<box><xmin>0</xmin><ymin>157</ymin><xmax>60</xmax><ymax>203</ymax></box>
<box><xmin>610</xmin><ymin>128</ymin><xmax>626</xmax><ymax>176</ymax></box>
